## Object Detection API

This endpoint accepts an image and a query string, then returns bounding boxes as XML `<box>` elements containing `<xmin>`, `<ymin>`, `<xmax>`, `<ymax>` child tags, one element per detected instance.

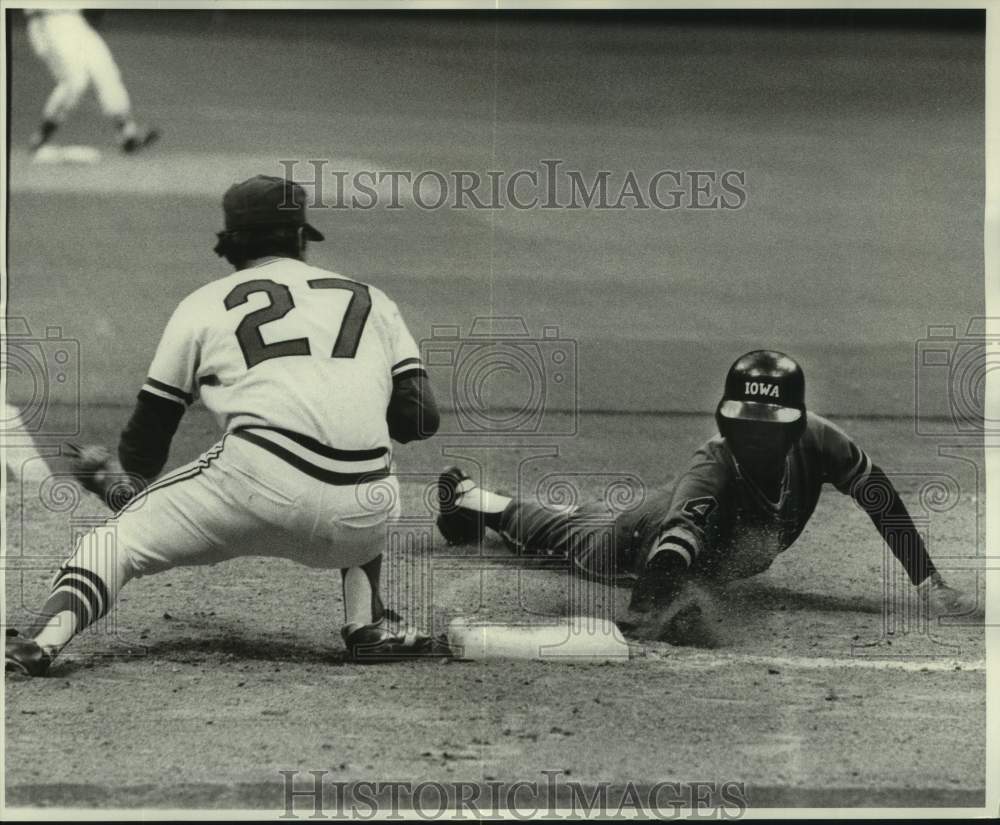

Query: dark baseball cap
<box><xmin>221</xmin><ymin>175</ymin><xmax>324</xmax><ymax>240</ymax></box>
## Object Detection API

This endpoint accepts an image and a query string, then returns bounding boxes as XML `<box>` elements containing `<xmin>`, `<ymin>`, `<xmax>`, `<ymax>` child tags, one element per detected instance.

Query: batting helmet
<box><xmin>715</xmin><ymin>350</ymin><xmax>807</xmax><ymax>442</ymax></box>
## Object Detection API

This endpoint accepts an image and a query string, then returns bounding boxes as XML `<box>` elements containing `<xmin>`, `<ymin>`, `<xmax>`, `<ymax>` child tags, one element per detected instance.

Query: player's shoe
<box><xmin>435</xmin><ymin>466</ymin><xmax>485</xmax><ymax>546</ymax></box>
<box><xmin>342</xmin><ymin>622</ymin><xmax>449</xmax><ymax>664</ymax></box>
<box><xmin>121</xmin><ymin>128</ymin><xmax>160</xmax><ymax>154</ymax></box>
<box><xmin>5</xmin><ymin>629</ymin><xmax>52</xmax><ymax>678</ymax></box>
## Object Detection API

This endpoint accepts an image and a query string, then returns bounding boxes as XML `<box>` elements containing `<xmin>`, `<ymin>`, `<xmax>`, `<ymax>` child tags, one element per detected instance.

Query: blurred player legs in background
<box><xmin>26</xmin><ymin>9</ymin><xmax>159</xmax><ymax>156</ymax></box>
<box><xmin>1</xmin><ymin>401</ymin><xmax>52</xmax><ymax>485</ymax></box>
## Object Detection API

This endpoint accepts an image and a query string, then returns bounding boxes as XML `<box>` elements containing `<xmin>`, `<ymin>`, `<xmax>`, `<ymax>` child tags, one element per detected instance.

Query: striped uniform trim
<box><xmin>51</xmin><ymin>566</ymin><xmax>112</xmax><ymax>625</ymax></box>
<box><xmin>108</xmin><ymin>439</ymin><xmax>227</xmax><ymax>520</ymax></box>
<box><xmin>233</xmin><ymin>427</ymin><xmax>391</xmax><ymax>486</ymax></box>
<box><xmin>142</xmin><ymin>377</ymin><xmax>193</xmax><ymax>407</ymax></box>
<box><xmin>652</xmin><ymin>530</ymin><xmax>699</xmax><ymax>568</ymax></box>
<box><xmin>391</xmin><ymin>357</ymin><xmax>427</xmax><ymax>382</ymax></box>
<box><xmin>246</xmin><ymin>426</ymin><xmax>388</xmax><ymax>462</ymax></box>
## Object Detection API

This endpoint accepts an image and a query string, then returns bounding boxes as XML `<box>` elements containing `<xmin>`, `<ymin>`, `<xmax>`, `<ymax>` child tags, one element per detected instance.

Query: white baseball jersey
<box><xmin>141</xmin><ymin>257</ymin><xmax>424</xmax><ymax>483</ymax></box>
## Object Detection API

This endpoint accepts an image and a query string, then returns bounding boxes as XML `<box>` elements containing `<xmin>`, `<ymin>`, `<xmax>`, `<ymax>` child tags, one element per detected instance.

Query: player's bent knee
<box><xmin>95</xmin><ymin>84</ymin><xmax>131</xmax><ymax>119</ymax></box>
<box><xmin>57</xmin><ymin>75</ymin><xmax>90</xmax><ymax>107</ymax></box>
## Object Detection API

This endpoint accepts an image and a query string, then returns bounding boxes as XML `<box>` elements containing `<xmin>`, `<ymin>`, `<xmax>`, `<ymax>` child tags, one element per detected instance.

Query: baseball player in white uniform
<box><xmin>25</xmin><ymin>9</ymin><xmax>159</xmax><ymax>155</ymax></box>
<box><xmin>6</xmin><ymin>175</ymin><xmax>441</xmax><ymax>676</ymax></box>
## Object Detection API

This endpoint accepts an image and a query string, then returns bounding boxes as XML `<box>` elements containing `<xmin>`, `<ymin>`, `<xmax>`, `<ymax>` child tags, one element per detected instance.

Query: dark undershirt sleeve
<box><xmin>117</xmin><ymin>390</ymin><xmax>186</xmax><ymax>483</ymax></box>
<box><xmin>850</xmin><ymin>463</ymin><xmax>938</xmax><ymax>586</ymax></box>
<box><xmin>386</xmin><ymin>373</ymin><xmax>439</xmax><ymax>444</ymax></box>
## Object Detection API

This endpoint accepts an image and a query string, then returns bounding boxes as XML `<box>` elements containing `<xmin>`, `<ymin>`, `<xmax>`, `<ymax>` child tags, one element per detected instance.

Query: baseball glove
<box><xmin>63</xmin><ymin>442</ymin><xmax>144</xmax><ymax>511</ymax></box>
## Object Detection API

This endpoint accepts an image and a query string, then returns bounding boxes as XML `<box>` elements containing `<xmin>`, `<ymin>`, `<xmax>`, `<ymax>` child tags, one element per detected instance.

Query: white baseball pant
<box><xmin>27</xmin><ymin>11</ymin><xmax>131</xmax><ymax>122</ymax></box>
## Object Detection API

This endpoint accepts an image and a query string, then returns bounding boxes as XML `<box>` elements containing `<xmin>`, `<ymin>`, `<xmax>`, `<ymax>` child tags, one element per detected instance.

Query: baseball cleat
<box><xmin>121</xmin><ymin>127</ymin><xmax>160</xmax><ymax>154</ymax></box>
<box><xmin>435</xmin><ymin>466</ymin><xmax>485</xmax><ymax>546</ymax></box>
<box><xmin>343</xmin><ymin>622</ymin><xmax>449</xmax><ymax>663</ymax></box>
<box><xmin>5</xmin><ymin>629</ymin><xmax>52</xmax><ymax>677</ymax></box>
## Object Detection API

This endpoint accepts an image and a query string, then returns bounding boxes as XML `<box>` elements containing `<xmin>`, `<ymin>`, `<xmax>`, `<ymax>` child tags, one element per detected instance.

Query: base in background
<box><xmin>32</xmin><ymin>145</ymin><xmax>102</xmax><ymax>165</ymax></box>
<box><xmin>447</xmin><ymin>617</ymin><xmax>633</xmax><ymax>662</ymax></box>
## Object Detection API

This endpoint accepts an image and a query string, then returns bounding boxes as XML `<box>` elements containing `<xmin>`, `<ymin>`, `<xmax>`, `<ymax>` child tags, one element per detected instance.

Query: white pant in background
<box><xmin>1</xmin><ymin>401</ymin><xmax>53</xmax><ymax>484</ymax></box>
<box><xmin>27</xmin><ymin>11</ymin><xmax>131</xmax><ymax>122</ymax></box>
